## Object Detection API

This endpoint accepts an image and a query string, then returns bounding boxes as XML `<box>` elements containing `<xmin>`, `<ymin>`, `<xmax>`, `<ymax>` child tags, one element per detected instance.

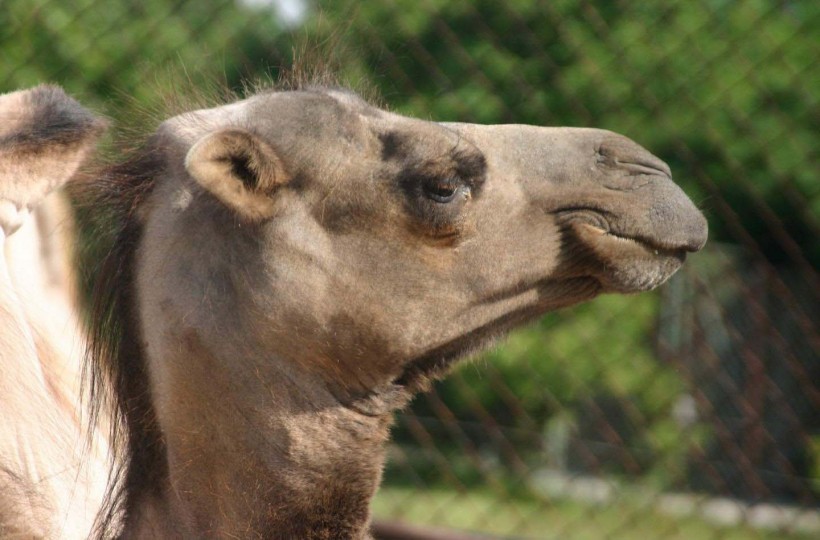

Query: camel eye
<box><xmin>423</xmin><ymin>180</ymin><xmax>459</xmax><ymax>203</ymax></box>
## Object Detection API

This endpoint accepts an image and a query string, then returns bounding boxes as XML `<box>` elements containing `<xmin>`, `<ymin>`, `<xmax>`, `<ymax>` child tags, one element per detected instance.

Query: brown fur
<box><xmin>78</xmin><ymin>82</ymin><xmax>705</xmax><ymax>538</ymax></box>
<box><xmin>0</xmin><ymin>81</ymin><xmax>706</xmax><ymax>539</ymax></box>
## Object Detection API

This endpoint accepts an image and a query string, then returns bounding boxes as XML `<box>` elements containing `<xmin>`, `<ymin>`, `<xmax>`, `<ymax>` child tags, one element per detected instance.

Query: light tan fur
<box><xmin>0</xmin><ymin>86</ymin><xmax>110</xmax><ymax>539</ymax></box>
<box><xmin>185</xmin><ymin>128</ymin><xmax>290</xmax><ymax>221</ymax></box>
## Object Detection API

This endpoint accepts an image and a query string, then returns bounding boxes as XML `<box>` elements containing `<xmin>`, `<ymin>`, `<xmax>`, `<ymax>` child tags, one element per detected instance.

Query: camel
<box><xmin>0</xmin><ymin>83</ymin><xmax>707</xmax><ymax>539</ymax></box>
<box><xmin>0</xmin><ymin>85</ymin><xmax>109</xmax><ymax>538</ymax></box>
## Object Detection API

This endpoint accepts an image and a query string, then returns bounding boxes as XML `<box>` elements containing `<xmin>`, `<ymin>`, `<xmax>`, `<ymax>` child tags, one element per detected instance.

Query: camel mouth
<box><xmin>578</xmin><ymin>222</ymin><xmax>688</xmax><ymax>259</ymax></box>
<box><xmin>554</xmin><ymin>206</ymin><xmax>692</xmax><ymax>292</ymax></box>
<box><xmin>556</xmin><ymin>208</ymin><xmax>689</xmax><ymax>257</ymax></box>
<box><xmin>571</xmin><ymin>221</ymin><xmax>687</xmax><ymax>292</ymax></box>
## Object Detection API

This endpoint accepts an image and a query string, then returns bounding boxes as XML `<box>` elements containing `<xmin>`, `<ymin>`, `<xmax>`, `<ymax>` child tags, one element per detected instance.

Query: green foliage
<box><xmin>373</xmin><ymin>485</ymin><xmax>815</xmax><ymax>539</ymax></box>
<box><xmin>389</xmin><ymin>292</ymin><xmax>701</xmax><ymax>489</ymax></box>
<box><xmin>1</xmin><ymin>0</ymin><xmax>289</xmax><ymax>117</ymax></box>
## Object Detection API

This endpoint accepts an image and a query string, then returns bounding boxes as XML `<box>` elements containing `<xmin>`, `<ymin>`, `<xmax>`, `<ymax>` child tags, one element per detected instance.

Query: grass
<box><xmin>372</xmin><ymin>485</ymin><xmax>814</xmax><ymax>540</ymax></box>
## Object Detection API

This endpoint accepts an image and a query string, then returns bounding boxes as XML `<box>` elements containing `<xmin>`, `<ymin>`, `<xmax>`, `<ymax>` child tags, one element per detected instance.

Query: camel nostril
<box><xmin>597</xmin><ymin>137</ymin><xmax>672</xmax><ymax>180</ymax></box>
<box><xmin>615</xmin><ymin>158</ymin><xmax>672</xmax><ymax>179</ymax></box>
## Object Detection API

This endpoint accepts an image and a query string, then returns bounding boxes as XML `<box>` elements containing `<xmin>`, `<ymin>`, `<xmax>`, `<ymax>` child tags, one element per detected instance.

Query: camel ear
<box><xmin>185</xmin><ymin>128</ymin><xmax>289</xmax><ymax>221</ymax></box>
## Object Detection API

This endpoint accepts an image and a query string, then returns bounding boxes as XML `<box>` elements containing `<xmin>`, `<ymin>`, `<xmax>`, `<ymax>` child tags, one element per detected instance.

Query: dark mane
<box><xmin>78</xmin><ymin>138</ymin><xmax>165</xmax><ymax>537</ymax></box>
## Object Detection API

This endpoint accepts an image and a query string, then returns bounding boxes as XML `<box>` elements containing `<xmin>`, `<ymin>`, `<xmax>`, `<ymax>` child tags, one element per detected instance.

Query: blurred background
<box><xmin>2</xmin><ymin>0</ymin><xmax>817</xmax><ymax>538</ymax></box>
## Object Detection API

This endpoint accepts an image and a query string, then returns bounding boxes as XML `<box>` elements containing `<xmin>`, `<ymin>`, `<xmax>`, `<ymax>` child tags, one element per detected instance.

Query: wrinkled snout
<box><xmin>448</xmin><ymin>123</ymin><xmax>707</xmax><ymax>255</ymax></box>
<box><xmin>446</xmin><ymin>122</ymin><xmax>707</xmax><ymax>292</ymax></box>
<box><xmin>591</xmin><ymin>133</ymin><xmax>708</xmax><ymax>253</ymax></box>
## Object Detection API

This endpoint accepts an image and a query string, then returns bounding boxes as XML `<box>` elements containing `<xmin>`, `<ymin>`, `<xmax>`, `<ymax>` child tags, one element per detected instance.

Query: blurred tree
<box><xmin>1</xmin><ymin>0</ymin><xmax>290</xmax><ymax>117</ymax></box>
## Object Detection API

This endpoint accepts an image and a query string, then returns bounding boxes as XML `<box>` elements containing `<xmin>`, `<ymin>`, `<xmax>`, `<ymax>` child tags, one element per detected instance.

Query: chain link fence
<box><xmin>3</xmin><ymin>0</ymin><xmax>818</xmax><ymax>538</ymax></box>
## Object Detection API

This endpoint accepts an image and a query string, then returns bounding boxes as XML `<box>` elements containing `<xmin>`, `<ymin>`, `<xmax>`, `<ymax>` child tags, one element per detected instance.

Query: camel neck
<box><xmin>128</xmin><ymin>330</ymin><xmax>392</xmax><ymax>538</ymax></box>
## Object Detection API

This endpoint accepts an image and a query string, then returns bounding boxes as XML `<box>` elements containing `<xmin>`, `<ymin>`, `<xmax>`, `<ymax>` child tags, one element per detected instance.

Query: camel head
<box><xmin>134</xmin><ymin>87</ymin><xmax>706</xmax><ymax>412</ymax></box>
<box><xmin>89</xmin><ymin>86</ymin><xmax>707</xmax><ymax>536</ymax></box>
<box><xmin>0</xmin><ymin>85</ymin><xmax>106</xmax><ymax>236</ymax></box>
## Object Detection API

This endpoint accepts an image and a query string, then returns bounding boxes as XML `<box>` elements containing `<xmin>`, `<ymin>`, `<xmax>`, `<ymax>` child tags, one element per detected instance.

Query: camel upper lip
<box><xmin>606</xmin><ymin>157</ymin><xmax>672</xmax><ymax>180</ymax></box>
<box><xmin>556</xmin><ymin>207</ymin><xmax>703</xmax><ymax>254</ymax></box>
<box><xmin>581</xmin><ymin>223</ymin><xmax>690</xmax><ymax>256</ymax></box>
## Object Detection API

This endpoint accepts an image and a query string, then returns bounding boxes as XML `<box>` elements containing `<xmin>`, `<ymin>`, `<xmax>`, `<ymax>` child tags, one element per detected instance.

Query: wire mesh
<box><xmin>2</xmin><ymin>0</ymin><xmax>817</xmax><ymax>538</ymax></box>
